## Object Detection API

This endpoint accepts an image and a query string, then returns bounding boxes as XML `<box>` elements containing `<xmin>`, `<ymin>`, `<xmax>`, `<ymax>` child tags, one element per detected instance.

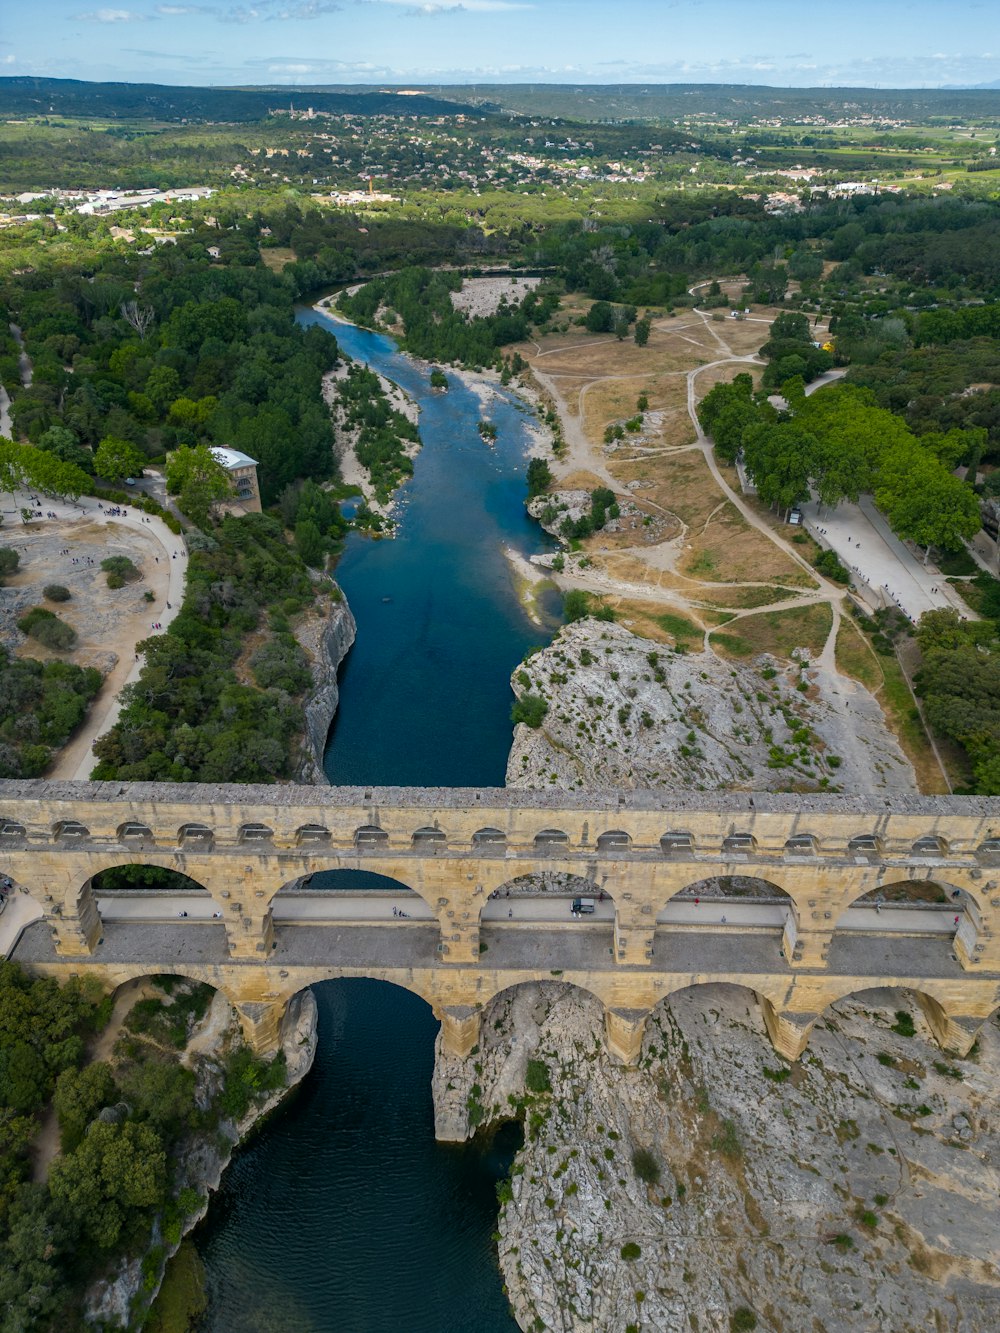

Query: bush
<box><xmin>731</xmin><ymin>1310</ymin><xmax>758</xmax><ymax>1332</ymax></box>
<box><xmin>101</xmin><ymin>555</ymin><xmax>140</xmax><ymax>587</ymax></box>
<box><xmin>892</xmin><ymin>1011</ymin><xmax>916</xmax><ymax>1037</ymax></box>
<box><xmin>632</xmin><ymin>1147</ymin><xmax>661</xmax><ymax>1185</ymax></box>
<box><xmin>0</xmin><ymin>547</ymin><xmax>20</xmax><ymax>584</ymax></box>
<box><xmin>43</xmin><ymin>584</ymin><xmax>71</xmax><ymax>602</ymax></box>
<box><xmin>620</xmin><ymin>1242</ymin><xmax>641</xmax><ymax>1261</ymax></box>
<box><xmin>17</xmin><ymin>607</ymin><xmax>77</xmax><ymax>651</ymax></box>
<box><xmin>813</xmin><ymin>548</ymin><xmax>850</xmax><ymax>583</ymax></box>
<box><xmin>525</xmin><ymin>1059</ymin><xmax>551</xmax><ymax>1094</ymax></box>
<box><xmin>511</xmin><ymin>694</ymin><xmax>548</xmax><ymax>729</ymax></box>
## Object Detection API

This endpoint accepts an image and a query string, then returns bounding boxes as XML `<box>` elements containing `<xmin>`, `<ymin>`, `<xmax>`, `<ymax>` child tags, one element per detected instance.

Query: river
<box><xmin>195</xmin><ymin>303</ymin><xmax>557</xmax><ymax>1331</ymax></box>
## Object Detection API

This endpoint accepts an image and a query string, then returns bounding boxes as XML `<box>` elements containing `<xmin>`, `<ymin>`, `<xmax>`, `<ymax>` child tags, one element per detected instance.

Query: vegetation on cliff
<box><xmin>91</xmin><ymin>512</ymin><xmax>333</xmax><ymax>783</ymax></box>
<box><xmin>0</xmin><ymin>960</ymin><xmax>287</xmax><ymax>1331</ymax></box>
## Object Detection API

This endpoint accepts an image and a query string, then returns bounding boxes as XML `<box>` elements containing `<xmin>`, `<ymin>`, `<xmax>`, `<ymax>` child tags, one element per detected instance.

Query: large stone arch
<box><xmin>836</xmin><ymin>874</ymin><xmax>987</xmax><ymax>965</ymax></box>
<box><xmin>646</xmin><ymin>979</ymin><xmax>780</xmax><ymax>1055</ymax></box>
<box><xmin>655</xmin><ymin>874</ymin><xmax>799</xmax><ymax>965</ymax></box>
<box><xmin>271</xmin><ymin>868</ymin><xmax>433</xmax><ymax>927</ymax></box>
<box><xmin>802</xmin><ymin>983</ymin><xmax>994</xmax><ymax>1060</ymax></box>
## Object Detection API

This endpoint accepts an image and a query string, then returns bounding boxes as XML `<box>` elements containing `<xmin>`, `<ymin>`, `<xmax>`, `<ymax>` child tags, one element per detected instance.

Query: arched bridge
<box><xmin>2</xmin><ymin>779</ymin><xmax>999</xmax><ymax>1069</ymax></box>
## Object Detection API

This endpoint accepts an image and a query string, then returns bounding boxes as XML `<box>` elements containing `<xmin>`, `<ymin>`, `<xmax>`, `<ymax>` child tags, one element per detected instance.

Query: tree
<box><xmin>165</xmin><ymin>444</ymin><xmax>233</xmax><ymax>529</ymax></box>
<box><xmin>145</xmin><ymin>365</ymin><xmax>182</xmax><ymax>413</ymax></box>
<box><xmin>294</xmin><ymin>519</ymin><xmax>324</xmax><ymax>567</ymax></box>
<box><xmin>119</xmin><ymin>301</ymin><xmax>155</xmax><ymax>341</ymax></box>
<box><xmin>634</xmin><ymin>316</ymin><xmax>651</xmax><ymax>347</ymax></box>
<box><xmin>0</xmin><ymin>548</ymin><xmax>19</xmax><ymax>585</ymax></box>
<box><xmin>37</xmin><ymin>425</ymin><xmax>93</xmax><ymax>474</ymax></box>
<box><xmin>584</xmin><ymin>301</ymin><xmax>615</xmax><ymax>334</ymax></box>
<box><xmin>49</xmin><ymin>1119</ymin><xmax>167</xmax><ymax>1250</ymax></box>
<box><xmin>53</xmin><ymin>1062</ymin><xmax>116</xmax><ymax>1153</ymax></box>
<box><xmin>93</xmin><ymin>436</ymin><xmax>146</xmax><ymax>485</ymax></box>
<box><xmin>874</xmin><ymin>443</ymin><xmax>981</xmax><ymax>554</ymax></box>
<box><xmin>526</xmin><ymin>457</ymin><xmax>553</xmax><ymax>498</ymax></box>
<box><xmin>742</xmin><ymin>422</ymin><xmax>813</xmax><ymax>513</ymax></box>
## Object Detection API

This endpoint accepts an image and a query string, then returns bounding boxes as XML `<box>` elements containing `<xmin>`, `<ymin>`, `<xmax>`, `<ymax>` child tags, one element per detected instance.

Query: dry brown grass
<box><xmin>608</xmin><ymin>599</ymin><xmax>707</xmax><ymax>646</ymax></box>
<box><xmin>711</xmin><ymin>603</ymin><xmax>833</xmax><ymax>662</ymax></box>
<box><xmin>259</xmin><ymin>247</ymin><xmax>296</xmax><ymax>272</ymax></box>
<box><xmin>606</xmin><ymin>450</ymin><xmax>809</xmax><ymax>585</ymax></box>
<box><xmin>834</xmin><ymin>619</ymin><xmax>883</xmax><ymax>693</ymax></box>
<box><xmin>583</xmin><ymin>376</ymin><xmax>692</xmax><ymax>449</ymax></box>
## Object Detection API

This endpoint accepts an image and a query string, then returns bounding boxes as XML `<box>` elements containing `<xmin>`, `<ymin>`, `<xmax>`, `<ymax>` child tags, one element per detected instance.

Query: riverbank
<box><xmin>93</xmin><ymin>989</ymin><xmax>319</xmax><ymax>1328</ymax></box>
<box><xmin>314</xmin><ymin>294</ymin><xmax>555</xmax><ymax>514</ymax></box>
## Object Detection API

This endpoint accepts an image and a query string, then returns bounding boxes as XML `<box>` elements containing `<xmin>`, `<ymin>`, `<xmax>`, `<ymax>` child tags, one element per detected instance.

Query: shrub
<box><xmin>892</xmin><ymin>1011</ymin><xmax>916</xmax><ymax>1038</ymax></box>
<box><xmin>43</xmin><ymin>584</ymin><xmax>71</xmax><ymax>602</ymax></box>
<box><xmin>620</xmin><ymin>1242</ymin><xmax>641</xmax><ymax>1261</ymax></box>
<box><xmin>511</xmin><ymin>694</ymin><xmax>548</xmax><ymax>729</ymax></box>
<box><xmin>730</xmin><ymin>1310</ymin><xmax>758</xmax><ymax>1332</ymax></box>
<box><xmin>525</xmin><ymin>1059</ymin><xmax>551</xmax><ymax>1094</ymax></box>
<box><xmin>0</xmin><ymin>548</ymin><xmax>20</xmax><ymax>584</ymax></box>
<box><xmin>631</xmin><ymin>1147</ymin><xmax>661</xmax><ymax>1185</ymax></box>
<box><xmin>101</xmin><ymin>555</ymin><xmax>140</xmax><ymax>587</ymax></box>
<box><xmin>17</xmin><ymin>607</ymin><xmax>77</xmax><ymax>651</ymax></box>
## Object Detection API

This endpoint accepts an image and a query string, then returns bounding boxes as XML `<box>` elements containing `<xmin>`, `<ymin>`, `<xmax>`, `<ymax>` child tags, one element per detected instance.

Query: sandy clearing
<box><xmin>0</xmin><ymin>490</ymin><xmax>187</xmax><ymax>779</ymax></box>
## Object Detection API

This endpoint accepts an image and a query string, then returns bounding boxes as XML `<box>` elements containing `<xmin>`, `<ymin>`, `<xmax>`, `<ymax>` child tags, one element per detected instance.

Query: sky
<box><xmin>2</xmin><ymin>0</ymin><xmax>999</xmax><ymax>90</ymax></box>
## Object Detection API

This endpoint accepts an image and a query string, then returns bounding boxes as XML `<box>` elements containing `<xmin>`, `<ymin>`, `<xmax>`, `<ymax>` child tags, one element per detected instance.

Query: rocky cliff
<box><xmin>507</xmin><ymin>619</ymin><xmax>915</xmax><ymax>795</ymax></box>
<box><xmin>434</xmin><ymin>983</ymin><xmax>1000</xmax><ymax>1333</ymax></box>
<box><xmin>293</xmin><ymin>586</ymin><xmax>357</xmax><ymax>785</ymax></box>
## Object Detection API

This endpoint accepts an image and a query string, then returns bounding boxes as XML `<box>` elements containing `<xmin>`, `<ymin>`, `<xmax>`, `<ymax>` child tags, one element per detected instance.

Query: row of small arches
<box><xmin>2</xmin><ymin>818</ymin><xmax>997</xmax><ymax>862</ymax></box>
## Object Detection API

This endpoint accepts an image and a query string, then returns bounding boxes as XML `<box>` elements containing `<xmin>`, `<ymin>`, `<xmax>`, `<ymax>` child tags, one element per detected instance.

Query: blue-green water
<box><xmin>301</xmin><ymin>308</ymin><xmax>557</xmax><ymax>787</ymax></box>
<box><xmin>196</xmin><ymin>306</ymin><xmax>555</xmax><ymax>1331</ymax></box>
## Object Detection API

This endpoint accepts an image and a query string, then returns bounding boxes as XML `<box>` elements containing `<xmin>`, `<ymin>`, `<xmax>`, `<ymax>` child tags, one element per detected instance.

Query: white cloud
<box><xmin>0</xmin><ymin>54</ymin><xmax>16</xmax><ymax>65</ymax></box>
<box><xmin>74</xmin><ymin>7</ymin><xmax>147</xmax><ymax>20</ymax></box>
<box><xmin>370</xmin><ymin>0</ymin><xmax>531</xmax><ymax>12</ymax></box>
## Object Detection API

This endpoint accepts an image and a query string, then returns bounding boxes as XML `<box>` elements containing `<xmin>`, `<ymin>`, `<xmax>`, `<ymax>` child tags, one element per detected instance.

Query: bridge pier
<box><xmin>760</xmin><ymin>1000</ymin><xmax>817</xmax><ymax>1061</ymax></box>
<box><xmin>232</xmin><ymin>996</ymin><xmax>290</xmax><ymax>1057</ymax></box>
<box><xmin>613</xmin><ymin>904</ymin><xmax>656</xmax><ymax>965</ymax></box>
<box><xmin>49</xmin><ymin>879</ymin><xmax>102</xmax><ymax>957</ymax></box>
<box><xmin>787</xmin><ymin>928</ymin><xmax>834</xmax><ymax>968</ymax></box>
<box><xmin>438</xmin><ymin>1005</ymin><xmax>481</xmax><ymax>1058</ymax></box>
<box><xmin>223</xmin><ymin>906</ymin><xmax>275</xmax><ymax>958</ymax></box>
<box><xmin>604</xmin><ymin>1006</ymin><xmax>649</xmax><ymax>1065</ymax></box>
<box><xmin>913</xmin><ymin>994</ymin><xmax>984</xmax><ymax>1057</ymax></box>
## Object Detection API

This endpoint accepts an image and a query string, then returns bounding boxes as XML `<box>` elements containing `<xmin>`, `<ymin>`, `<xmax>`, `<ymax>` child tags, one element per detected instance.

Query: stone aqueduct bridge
<box><xmin>3</xmin><ymin>779</ymin><xmax>1000</xmax><ymax>1067</ymax></box>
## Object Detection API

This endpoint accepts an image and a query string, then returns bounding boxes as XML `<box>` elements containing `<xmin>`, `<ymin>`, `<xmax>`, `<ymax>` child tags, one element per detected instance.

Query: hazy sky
<box><xmin>3</xmin><ymin>0</ymin><xmax>999</xmax><ymax>89</ymax></box>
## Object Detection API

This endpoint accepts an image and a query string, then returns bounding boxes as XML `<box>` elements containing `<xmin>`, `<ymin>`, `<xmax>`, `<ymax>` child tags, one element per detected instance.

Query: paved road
<box><xmin>802</xmin><ymin>494</ymin><xmax>969</xmax><ymax>625</ymax></box>
<box><xmin>92</xmin><ymin>892</ymin><xmax>960</xmax><ymax>937</ymax></box>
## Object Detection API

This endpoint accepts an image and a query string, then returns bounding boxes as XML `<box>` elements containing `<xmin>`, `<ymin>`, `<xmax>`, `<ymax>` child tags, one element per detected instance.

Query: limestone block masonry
<box><xmin>2</xmin><ymin>780</ymin><xmax>999</xmax><ymax>1133</ymax></box>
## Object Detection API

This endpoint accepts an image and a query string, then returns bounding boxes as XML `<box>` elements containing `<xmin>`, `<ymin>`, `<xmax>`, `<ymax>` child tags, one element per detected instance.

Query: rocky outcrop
<box><xmin>507</xmin><ymin>618</ymin><xmax>915</xmax><ymax>795</ymax></box>
<box><xmin>435</xmin><ymin>983</ymin><xmax>1000</xmax><ymax>1333</ymax></box>
<box><xmin>293</xmin><ymin>586</ymin><xmax>357</xmax><ymax>785</ymax></box>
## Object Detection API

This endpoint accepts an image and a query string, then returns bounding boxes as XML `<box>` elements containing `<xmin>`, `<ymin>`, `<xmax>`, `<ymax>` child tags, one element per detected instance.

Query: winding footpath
<box><xmin>5</xmin><ymin>488</ymin><xmax>189</xmax><ymax>780</ymax></box>
<box><xmin>522</xmin><ymin>285</ymin><xmax>954</xmax><ymax>792</ymax></box>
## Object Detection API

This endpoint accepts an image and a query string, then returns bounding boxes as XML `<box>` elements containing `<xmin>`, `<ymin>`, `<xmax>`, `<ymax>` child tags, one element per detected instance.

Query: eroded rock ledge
<box><xmin>293</xmin><ymin>585</ymin><xmax>357</xmax><ymax>785</ymax></box>
<box><xmin>434</xmin><ymin>983</ymin><xmax>1000</xmax><ymax>1333</ymax></box>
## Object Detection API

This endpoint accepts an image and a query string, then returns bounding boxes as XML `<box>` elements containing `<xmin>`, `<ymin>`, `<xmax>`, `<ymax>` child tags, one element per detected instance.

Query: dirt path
<box><xmin>182</xmin><ymin>989</ymin><xmax>235</xmax><ymax>1067</ymax></box>
<box><xmin>31</xmin><ymin>978</ymin><xmax>158</xmax><ymax>1184</ymax></box>
<box><xmin>1</xmin><ymin>490</ymin><xmax>189</xmax><ymax>780</ymax></box>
